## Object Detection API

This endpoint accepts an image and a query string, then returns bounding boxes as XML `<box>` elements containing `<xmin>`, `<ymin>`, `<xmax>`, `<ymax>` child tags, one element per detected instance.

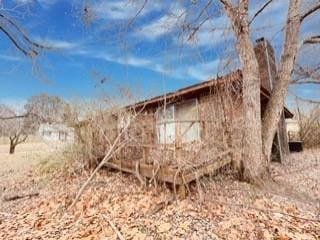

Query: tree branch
<box><xmin>0</xmin><ymin>114</ymin><xmax>28</xmax><ymax>120</ymax></box>
<box><xmin>16</xmin><ymin>134</ymin><xmax>28</xmax><ymax>145</ymax></box>
<box><xmin>0</xmin><ymin>13</ymin><xmax>50</xmax><ymax>50</ymax></box>
<box><xmin>127</xmin><ymin>0</ymin><xmax>148</xmax><ymax>28</ymax></box>
<box><xmin>291</xmin><ymin>80</ymin><xmax>320</xmax><ymax>84</ymax></box>
<box><xmin>303</xmin><ymin>35</ymin><xmax>320</xmax><ymax>45</ymax></box>
<box><xmin>249</xmin><ymin>0</ymin><xmax>274</xmax><ymax>25</ymax></box>
<box><xmin>292</xmin><ymin>64</ymin><xmax>320</xmax><ymax>83</ymax></box>
<box><xmin>300</xmin><ymin>3</ymin><xmax>320</xmax><ymax>22</ymax></box>
<box><xmin>0</xmin><ymin>25</ymin><xmax>30</xmax><ymax>56</ymax></box>
<box><xmin>0</xmin><ymin>111</ymin><xmax>38</xmax><ymax>120</ymax></box>
<box><xmin>294</xmin><ymin>95</ymin><xmax>320</xmax><ymax>104</ymax></box>
<box><xmin>219</xmin><ymin>0</ymin><xmax>235</xmax><ymax>14</ymax></box>
<box><xmin>194</xmin><ymin>0</ymin><xmax>213</xmax><ymax>23</ymax></box>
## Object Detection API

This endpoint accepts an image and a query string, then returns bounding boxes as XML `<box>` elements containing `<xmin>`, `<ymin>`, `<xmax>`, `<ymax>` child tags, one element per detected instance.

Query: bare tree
<box><xmin>24</xmin><ymin>93</ymin><xmax>69</xmax><ymax>124</ymax></box>
<box><xmin>0</xmin><ymin>94</ymin><xmax>68</xmax><ymax>154</ymax></box>
<box><xmin>0</xmin><ymin>104</ymin><xmax>36</xmax><ymax>154</ymax></box>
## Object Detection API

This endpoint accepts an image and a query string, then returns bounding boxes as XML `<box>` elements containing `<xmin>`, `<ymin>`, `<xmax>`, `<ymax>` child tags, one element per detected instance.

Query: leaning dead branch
<box><xmin>69</xmin><ymin>102</ymin><xmax>146</xmax><ymax>208</ymax></box>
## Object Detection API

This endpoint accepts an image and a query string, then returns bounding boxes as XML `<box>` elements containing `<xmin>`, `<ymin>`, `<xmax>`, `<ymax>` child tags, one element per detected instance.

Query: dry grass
<box><xmin>0</xmin><ymin>141</ymin><xmax>73</xmax><ymax>182</ymax></box>
<box><xmin>0</xmin><ymin>142</ymin><xmax>51</xmax><ymax>179</ymax></box>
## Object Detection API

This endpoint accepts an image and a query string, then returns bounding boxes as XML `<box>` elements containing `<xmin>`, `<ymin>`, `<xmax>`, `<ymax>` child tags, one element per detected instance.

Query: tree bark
<box><xmin>8</xmin><ymin>134</ymin><xmax>27</xmax><ymax>154</ymax></box>
<box><xmin>9</xmin><ymin>140</ymin><xmax>16</xmax><ymax>154</ymax></box>
<box><xmin>221</xmin><ymin>0</ymin><xmax>268</xmax><ymax>182</ymax></box>
<box><xmin>262</xmin><ymin>0</ymin><xmax>301</xmax><ymax>161</ymax></box>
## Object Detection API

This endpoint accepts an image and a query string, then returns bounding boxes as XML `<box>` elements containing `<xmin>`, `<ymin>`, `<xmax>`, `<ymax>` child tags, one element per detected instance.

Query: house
<box><xmin>38</xmin><ymin>123</ymin><xmax>75</xmax><ymax>143</ymax></box>
<box><xmin>286</xmin><ymin>119</ymin><xmax>303</xmax><ymax>152</ymax></box>
<box><xmin>79</xmin><ymin>38</ymin><xmax>293</xmax><ymax>191</ymax></box>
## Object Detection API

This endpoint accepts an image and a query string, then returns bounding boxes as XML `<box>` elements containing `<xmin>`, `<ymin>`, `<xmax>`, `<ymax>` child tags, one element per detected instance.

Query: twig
<box><xmin>102</xmin><ymin>214</ymin><xmax>126</xmax><ymax>240</ymax></box>
<box><xmin>135</xmin><ymin>161</ymin><xmax>146</xmax><ymax>186</ymax></box>
<box><xmin>127</xmin><ymin>0</ymin><xmax>148</xmax><ymax>29</ymax></box>
<box><xmin>300</xmin><ymin>3</ymin><xmax>320</xmax><ymax>22</ymax></box>
<box><xmin>249</xmin><ymin>0</ymin><xmax>274</xmax><ymax>25</ymax></box>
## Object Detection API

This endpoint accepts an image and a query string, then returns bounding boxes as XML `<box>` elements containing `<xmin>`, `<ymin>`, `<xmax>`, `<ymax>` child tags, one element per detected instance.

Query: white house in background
<box><xmin>285</xmin><ymin>119</ymin><xmax>301</xmax><ymax>141</ymax></box>
<box><xmin>38</xmin><ymin>123</ymin><xmax>75</xmax><ymax>142</ymax></box>
<box><xmin>285</xmin><ymin>119</ymin><xmax>303</xmax><ymax>152</ymax></box>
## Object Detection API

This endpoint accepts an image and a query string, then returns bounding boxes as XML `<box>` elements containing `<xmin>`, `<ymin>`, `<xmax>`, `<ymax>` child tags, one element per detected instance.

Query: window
<box><xmin>156</xmin><ymin>105</ymin><xmax>175</xmax><ymax>144</ymax></box>
<box><xmin>175</xmin><ymin>99</ymin><xmax>200</xmax><ymax>143</ymax></box>
<box><xmin>43</xmin><ymin>130</ymin><xmax>52</xmax><ymax>137</ymax></box>
<box><xmin>59</xmin><ymin>131</ymin><xmax>68</xmax><ymax>141</ymax></box>
<box><xmin>156</xmin><ymin>99</ymin><xmax>200</xmax><ymax>144</ymax></box>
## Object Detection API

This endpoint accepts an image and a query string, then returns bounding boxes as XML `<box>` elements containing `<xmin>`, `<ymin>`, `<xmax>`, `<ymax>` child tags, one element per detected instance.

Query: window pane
<box><xmin>157</xmin><ymin>123</ymin><xmax>175</xmax><ymax>144</ymax></box>
<box><xmin>175</xmin><ymin>99</ymin><xmax>199</xmax><ymax>142</ymax></box>
<box><xmin>157</xmin><ymin>105</ymin><xmax>174</xmax><ymax>121</ymax></box>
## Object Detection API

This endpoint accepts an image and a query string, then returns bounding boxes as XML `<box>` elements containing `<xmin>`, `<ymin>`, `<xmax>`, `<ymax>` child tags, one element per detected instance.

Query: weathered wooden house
<box><xmin>80</xmin><ymin>38</ymin><xmax>293</xmax><ymax>191</ymax></box>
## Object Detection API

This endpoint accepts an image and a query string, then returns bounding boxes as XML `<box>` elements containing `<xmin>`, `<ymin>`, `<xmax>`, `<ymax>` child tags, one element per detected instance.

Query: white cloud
<box><xmin>91</xmin><ymin>0</ymin><xmax>163</xmax><ymax>20</ymax></box>
<box><xmin>97</xmin><ymin>53</ymin><xmax>188</xmax><ymax>80</ymax></box>
<box><xmin>0</xmin><ymin>54</ymin><xmax>21</xmax><ymax>61</ymax></box>
<box><xmin>15</xmin><ymin>0</ymin><xmax>33</xmax><ymax>4</ymax></box>
<box><xmin>72</xmin><ymin>48</ymin><xmax>224</xmax><ymax>81</ymax></box>
<box><xmin>185</xmin><ymin>59</ymin><xmax>220</xmax><ymax>81</ymax></box>
<box><xmin>97</xmin><ymin>53</ymin><xmax>152</xmax><ymax>68</ymax></box>
<box><xmin>136</xmin><ymin>6</ymin><xmax>185</xmax><ymax>40</ymax></box>
<box><xmin>35</xmin><ymin>38</ymin><xmax>79</xmax><ymax>50</ymax></box>
<box><xmin>15</xmin><ymin>0</ymin><xmax>57</xmax><ymax>6</ymax></box>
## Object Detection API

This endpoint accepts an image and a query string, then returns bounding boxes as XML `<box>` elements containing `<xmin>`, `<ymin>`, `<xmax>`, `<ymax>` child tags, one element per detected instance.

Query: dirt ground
<box><xmin>0</xmin><ymin>143</ymin><xmax>319</xmax><ymax>240</ymax></box>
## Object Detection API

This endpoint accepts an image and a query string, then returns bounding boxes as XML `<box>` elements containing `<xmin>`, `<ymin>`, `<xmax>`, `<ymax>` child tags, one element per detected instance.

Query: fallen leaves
<box><xmin>0</xmin><ymin>150</ymin><xmax>320</xmax><ymax>239</ymax></box>
<box><xmin>157</xmin><ymin>222</ymin><xmax>172</xmax><ymax>233</ymax></box>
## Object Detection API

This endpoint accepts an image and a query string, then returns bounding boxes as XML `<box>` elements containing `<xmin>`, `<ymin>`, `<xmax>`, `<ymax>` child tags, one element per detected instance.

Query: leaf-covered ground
<box><xmin>0</xmin><ymin>143</ymin><xmax>319</xmax><ymax>240</ymax></box>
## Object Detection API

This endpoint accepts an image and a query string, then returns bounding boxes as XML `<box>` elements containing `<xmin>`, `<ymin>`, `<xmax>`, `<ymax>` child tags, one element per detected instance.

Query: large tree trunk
<box><xmin>262</xmin><ymin>0</ymin><xmax>301</xmax><ymax>161</ymax></box>
<box><xmin>222</xmin><ymin>1</ymin><xmax>268</xmax><ymax>182</ymax></box>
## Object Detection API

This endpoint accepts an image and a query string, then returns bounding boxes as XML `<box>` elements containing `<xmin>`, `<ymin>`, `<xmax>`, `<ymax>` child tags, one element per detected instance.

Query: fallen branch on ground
<box><xmin>3</xmin><ymin>193</ymin><xmax>39</xmax><ymax>202</ymax></box>
<box><xmin>102</xmin><ymin>214</ymin><xmax>126</xmax><ymax>240</ymax></box>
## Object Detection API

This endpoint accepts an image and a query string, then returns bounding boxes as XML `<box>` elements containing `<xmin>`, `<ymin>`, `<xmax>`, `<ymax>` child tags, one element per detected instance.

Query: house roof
<box><xmin>129</xmin><ymin>70</ymin><xmax>294</xmax><ymax>119</ymax></box>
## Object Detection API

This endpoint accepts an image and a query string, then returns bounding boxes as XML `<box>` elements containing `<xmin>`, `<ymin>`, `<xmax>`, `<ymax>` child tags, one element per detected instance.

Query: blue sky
<box><xmin>0</xmin><ymin>0</ymin><xmax>319</xmax><ymax>111</ymax></box>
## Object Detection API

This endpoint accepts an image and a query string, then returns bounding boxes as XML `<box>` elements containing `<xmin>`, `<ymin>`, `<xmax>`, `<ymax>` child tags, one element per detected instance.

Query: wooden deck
<box><xmin>104</xmin><ymin>152</ymin><xmax>232</xmax><ymax>185</ymax></box>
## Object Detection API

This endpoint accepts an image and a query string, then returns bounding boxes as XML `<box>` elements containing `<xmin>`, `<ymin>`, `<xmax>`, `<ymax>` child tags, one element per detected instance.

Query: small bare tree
<box><xmin>0</xmin><ymin>104</ymin><xmax>36</xmax><ymax>154</ymax></box>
